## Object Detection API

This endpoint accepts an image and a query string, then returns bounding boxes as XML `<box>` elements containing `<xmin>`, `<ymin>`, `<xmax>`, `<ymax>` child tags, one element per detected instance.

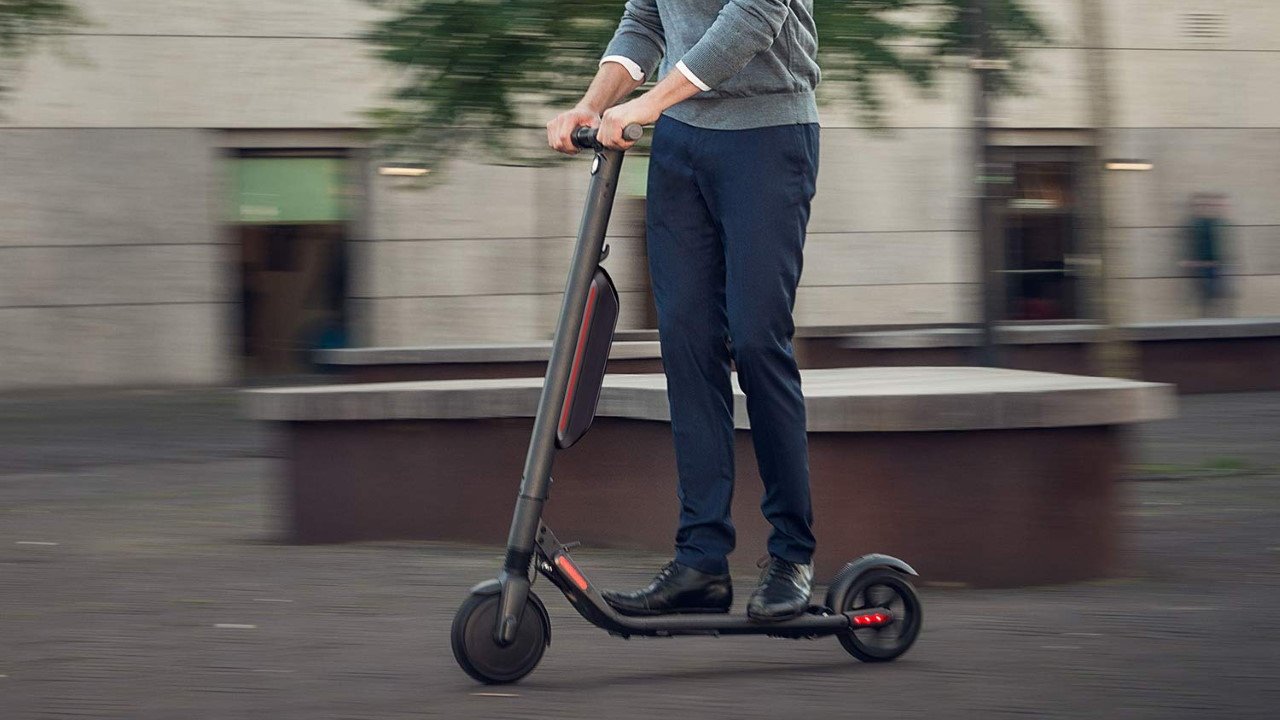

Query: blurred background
<box><xmin>1</xmin><ymin>1</ymin><xmax>1278</xmax><ymax>718</ymax></box>
<box><xmin>0</xmin><ymin>0</ymin><xmax>1274</xmax><ymax>384</ymax></box>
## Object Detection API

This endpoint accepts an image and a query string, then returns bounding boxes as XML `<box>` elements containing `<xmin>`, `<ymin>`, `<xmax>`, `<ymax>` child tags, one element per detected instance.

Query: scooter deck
<box><xmin>613</xmin><ymin>608</ymin><xmax>854</xmax><ymax>638</ymax></box>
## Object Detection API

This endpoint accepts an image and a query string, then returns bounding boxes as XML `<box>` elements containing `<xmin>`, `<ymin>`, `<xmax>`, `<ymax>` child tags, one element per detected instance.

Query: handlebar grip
<box><xmin>571</xmin><ymin>123</ymin><xmax>644</xmax><ymax>150</ymax></box>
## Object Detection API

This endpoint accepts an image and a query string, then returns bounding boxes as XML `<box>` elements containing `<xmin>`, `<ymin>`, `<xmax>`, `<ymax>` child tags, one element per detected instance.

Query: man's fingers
<box><xmin>545</xmin><ymin>110</ymin><xmax>608</xmax><ymax>154</ymax></box>
<box><xmin>562</xmin><ymin>122</ymin><xmax>581</xmax><ymax>154</ymax></box>
<box><xmin>553</xmin><ymin>119</ymin><xmax>567</xmax><ymax>151</ymax></box>
<box><xmin>547</xmin><ymin>113</ymin><xmax>580</xmax><ymax>155</ymax></box>
<box><xmin>600</xmin><ymin>118</ymin><xmax>628</xmax><ymax>150</ymax></box>
<box><xmin>547</xmin><ymin>119</ymin><xmax>563</xmax><ymax>152</ymax></box>
<box><xmin>597</xmin><ymin>115</ymin><xmax>617</xmax><ymax>149</ymax></box>
<box><xmin>552</xmin><ymin>119</ymin><xmax>576</xmax><ymax>155</ymax></box>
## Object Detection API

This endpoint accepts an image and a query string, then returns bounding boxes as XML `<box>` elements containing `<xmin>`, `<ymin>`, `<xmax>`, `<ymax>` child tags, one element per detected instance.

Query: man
<box><xmin>546</xmin><ymin>0</ymin><xmax>820</xmax><ymax>622</ymax></box>
<box><xmin>1182</xmin><ymin>192</ymin><xmax>1230</xmax><ymax>318</ymax></box>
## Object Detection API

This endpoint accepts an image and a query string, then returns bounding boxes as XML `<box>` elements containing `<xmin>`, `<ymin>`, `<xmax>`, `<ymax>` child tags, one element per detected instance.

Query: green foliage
<box><xmin>363</xmin><ymin>0</ymin><xmax>620</xmax><ymax>162</ymax></box>
<box><xmin>817</xmin><ymin>0</ymin><xmax>1049</xmax><ymax>116</ymax></box>
<box><xmin>364</xmin><ymin>0</ymin><xmax>1049</xmax><ymax>162</ymax></box>
<box><xmin>930</xmin><ymin>0</ymin><xmax>1052</xmax><ymax>93</ymax></box>
<box><xmin>0</xmin><ymin>0</ymin><xmax>88</xmax><ymax>95</ymax></box>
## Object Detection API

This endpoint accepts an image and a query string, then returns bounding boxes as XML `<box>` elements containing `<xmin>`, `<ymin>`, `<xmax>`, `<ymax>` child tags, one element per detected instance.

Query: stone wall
<box><xmin>0</xmin><ymin>129</ymin><xmax>229</xmax><ymax>387</ymax></box>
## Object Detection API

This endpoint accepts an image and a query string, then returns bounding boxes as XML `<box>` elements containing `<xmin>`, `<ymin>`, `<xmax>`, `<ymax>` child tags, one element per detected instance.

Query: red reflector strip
<box><xmin>558</xmin><ymin>283</ymin><xmax>600</xmax><ymax>437</ymax></box>
<box><xmin>554</xmin><ymin>554</ymin><xmax>590</xmax><ymax>592</ymax></box>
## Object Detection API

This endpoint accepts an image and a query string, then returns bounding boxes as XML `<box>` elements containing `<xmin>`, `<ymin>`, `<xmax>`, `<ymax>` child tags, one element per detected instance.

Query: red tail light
<box><xmin>851</xmin><ymin>612</ymin><xmax>891</xmax><ymax>627</ymax></box>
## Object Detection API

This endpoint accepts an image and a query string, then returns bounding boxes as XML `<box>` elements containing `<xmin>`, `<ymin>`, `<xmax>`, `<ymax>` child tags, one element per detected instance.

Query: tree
<box><xmin>363</xmin><ymin>0</ymin><xmax>1049</xmax><ymax>162</ymax></box>
<box><xmin>0</xmin><ymin>0</ymin><xmax>87</xmax><ymax>97</ymax></box>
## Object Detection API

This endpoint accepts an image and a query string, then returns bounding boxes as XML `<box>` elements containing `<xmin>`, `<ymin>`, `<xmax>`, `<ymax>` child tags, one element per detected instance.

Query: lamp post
<box><xmin>969</xmin><ymin>0</ymin><xmax>1007</xmax><ymax>367</ymax></box>
<box><xmin>1081</xmin><ymin>0</ymin><xmax>1140</xmax><ymax>378</ymax></box>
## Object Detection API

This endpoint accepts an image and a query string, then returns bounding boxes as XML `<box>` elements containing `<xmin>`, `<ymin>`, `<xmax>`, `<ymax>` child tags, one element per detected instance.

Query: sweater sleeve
<box><xmin>601</xmin><ymin>0</ymin><xmax>666</xmax><ymax>81</ymax></box>
<box><xmin>678</xmin><ymin>0</ymin><xmax>790</xmax><ymax>90</ymax></box>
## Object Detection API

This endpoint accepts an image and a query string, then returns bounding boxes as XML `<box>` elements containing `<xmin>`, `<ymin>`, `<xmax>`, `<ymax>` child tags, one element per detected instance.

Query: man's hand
<box><xmin>598</xmin><ymin>98</ymin><xmax>661</xmax><ymax>150</ymax></box>
<box><xmin>597</xmin><ymin>67</ymin><xmax>700</xmax><ymax>149</ymax></box>
<box><xmin>548</xmin><ymin>55</ymin><xmax>699</xmax><ymax>154</ymax></box>
<box><xmin>547</xmin><ymin>105</ymin><xmax>601</xmax><ymax>155</ymax></box>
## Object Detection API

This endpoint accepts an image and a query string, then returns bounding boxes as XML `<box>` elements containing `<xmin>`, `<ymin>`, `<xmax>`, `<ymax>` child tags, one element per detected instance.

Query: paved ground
<box><xmin>1</xmin><ymin>389</ymin><xmax>1278</xmax><ymax>719</ymax></box>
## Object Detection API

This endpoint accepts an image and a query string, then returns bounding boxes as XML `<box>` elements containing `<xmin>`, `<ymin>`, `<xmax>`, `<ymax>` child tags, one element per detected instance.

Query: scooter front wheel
<box><xmin>451</xmin><ymin>590</ymin><xmax>550</xmax><ymax>684</ymax></box>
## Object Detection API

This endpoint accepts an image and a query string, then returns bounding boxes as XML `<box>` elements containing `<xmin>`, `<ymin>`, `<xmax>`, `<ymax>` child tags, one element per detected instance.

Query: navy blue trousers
<box><xmin>645</xmin><ymin>115</ymin><xmax>819</xmax><ymax>576</ymax></box>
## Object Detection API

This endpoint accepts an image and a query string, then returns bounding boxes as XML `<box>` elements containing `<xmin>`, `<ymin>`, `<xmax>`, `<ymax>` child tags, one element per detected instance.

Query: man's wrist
<box><xmin>575</xmin><ymin>100</ymin><xmax>605</xmax><ymax>116</ymax></box>
<box><xmin>630</xmin><ymin>95</ymin><xmax>659</xmax><ymax>120</ymax></box>
<box><xmin>632</xmin><ymin>70</ymin><xmax>701</xmax><ymax>121</ymax></box>
<box><xmin>635</xmin><ymin>88</ymin><xmax>677</xmax><ymax>120</ymax></box>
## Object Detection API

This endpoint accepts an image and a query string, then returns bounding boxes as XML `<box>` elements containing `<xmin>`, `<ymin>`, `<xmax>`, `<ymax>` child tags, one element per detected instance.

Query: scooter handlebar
<box><xmin>571</xmin><ymin>123</ymin><xmax>644</xmax><ymax>150</ymax></box>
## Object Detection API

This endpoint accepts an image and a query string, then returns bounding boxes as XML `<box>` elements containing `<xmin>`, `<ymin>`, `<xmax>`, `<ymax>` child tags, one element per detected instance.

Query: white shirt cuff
<box><xmin>600</xmin><ymin>55</ymin><xmax>645</xmax><ymax>82</ymax></box>
<box><xmin>675</xmin><ymin>60</ymin><xmax>712</xmax><ymax>92</ymax></box>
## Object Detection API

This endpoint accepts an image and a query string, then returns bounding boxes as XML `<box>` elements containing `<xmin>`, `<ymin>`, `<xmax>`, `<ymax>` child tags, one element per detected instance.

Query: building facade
<box><xmin>0</xmin><ymin>0</ymin><xmax>1277</xmax><ymax>388</ymax></box>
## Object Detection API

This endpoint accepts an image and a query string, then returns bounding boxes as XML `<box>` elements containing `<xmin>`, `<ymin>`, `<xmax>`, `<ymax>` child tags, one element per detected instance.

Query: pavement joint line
<box><xmin>471</xmin><ymin>692</ymin><xmax>520</xmax><ymax>698</ymax></box>
<box><xmin>253</xmin><ymin>598</ymin><xmax>294</xmax><ymax>603</ymax></box>
<box><xmin>213</xmin><ymin>623</ymin><xmax>258</xmax><ymax>629</ymax></box>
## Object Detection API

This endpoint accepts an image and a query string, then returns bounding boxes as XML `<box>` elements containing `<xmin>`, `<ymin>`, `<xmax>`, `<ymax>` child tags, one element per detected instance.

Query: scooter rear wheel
<box><xmin>451</xmin><ymin>590</ymin><xmax>550</xmax><ymax>684</ymax></box>
<box><xmin>833</xmin><ymin>568</ymin><xmax>922</xmax><ymax>662</ymax></box>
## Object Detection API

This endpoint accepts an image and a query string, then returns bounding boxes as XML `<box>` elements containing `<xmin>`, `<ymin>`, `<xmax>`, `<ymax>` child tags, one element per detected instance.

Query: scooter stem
<box><xmin>495</xmin><ymin>142</ymin><xmax>630</xmax><ymax>644</ymax></box>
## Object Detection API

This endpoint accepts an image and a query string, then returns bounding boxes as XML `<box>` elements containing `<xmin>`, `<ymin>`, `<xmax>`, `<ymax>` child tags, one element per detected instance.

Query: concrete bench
<box><xmin>315</xmin><ymin>341</ymin><xmax>663</xmax><ymax>382</ymax></box>
<box><xmin>795</xmin><ymin>318</ymin><xmax>1280</xmax><ymax>394</ymax></box>
<box><xmin>245</xmin><ymin>367</ymin><xmax>1175</xmax><ymax>588</ymax></box>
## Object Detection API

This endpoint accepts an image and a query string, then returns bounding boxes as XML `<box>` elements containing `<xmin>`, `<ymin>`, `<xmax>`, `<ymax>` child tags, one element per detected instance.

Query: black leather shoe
<box><xmin>746</xmin><ymin>557</ymin><xmax>813</xmax><ymax>622</ymax></box>
<box><xmin>602</xmin><ymin>561</ymin><xmax>732</xmax><ymax>616</ymax></box>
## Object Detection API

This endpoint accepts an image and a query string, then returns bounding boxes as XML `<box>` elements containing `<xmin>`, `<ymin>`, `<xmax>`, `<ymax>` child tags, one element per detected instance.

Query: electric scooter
<box><xmin>451</xmin><ymin>124</ymin><xmax>923</xmax><ymax>684</ymax></box>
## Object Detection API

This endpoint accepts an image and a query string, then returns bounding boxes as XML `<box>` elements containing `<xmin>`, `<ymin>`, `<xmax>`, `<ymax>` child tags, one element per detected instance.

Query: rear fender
<box><xmin>824</xmin><ymin>554</ymin><xmax>919</xmax><ymax>611</ymax></box>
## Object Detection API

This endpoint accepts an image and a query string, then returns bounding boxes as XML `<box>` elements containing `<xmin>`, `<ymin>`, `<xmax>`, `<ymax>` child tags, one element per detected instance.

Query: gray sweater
<box><xmin>603</xmin><ymin>0</ymin><xmax>820</xmax><ymax>130</ymax></box>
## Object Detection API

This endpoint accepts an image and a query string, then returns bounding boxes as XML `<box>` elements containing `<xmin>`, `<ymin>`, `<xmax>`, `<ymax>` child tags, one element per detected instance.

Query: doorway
<box><xmin>994</xmin><ymin>148</ymin><xmax>1085</xmax><ymax>321</ymax></box>
<box><xmin>232</xmin><ymin>151</ymin><xmax>352</xmax><ymax>377</ymax></box>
